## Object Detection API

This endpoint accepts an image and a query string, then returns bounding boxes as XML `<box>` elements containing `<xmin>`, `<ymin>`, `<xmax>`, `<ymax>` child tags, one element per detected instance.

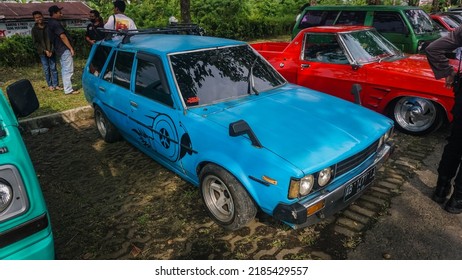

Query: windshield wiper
<box><xmin>247</xmin><ymin>57</ymin><xmax>259</xmax><ymax>95</ymax></box>
<box><xmin>377</xmin><ymin>54</ymin><xmax>393</xmax><ymax>63</ymax></box>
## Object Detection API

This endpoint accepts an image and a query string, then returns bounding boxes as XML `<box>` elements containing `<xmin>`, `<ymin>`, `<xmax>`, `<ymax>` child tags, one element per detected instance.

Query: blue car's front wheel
<box><xmin>199</xmin><ymin>164</ymin><xmax>257</xmax><ymax>230</ymax></box>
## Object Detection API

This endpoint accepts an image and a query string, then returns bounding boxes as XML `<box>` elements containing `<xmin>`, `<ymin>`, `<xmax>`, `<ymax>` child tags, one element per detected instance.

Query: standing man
<box><xmin>104</xmin><ymin>0</ymin><xmax>137</xmax><ymax>31</ymax></box>
<box><xmin>31</xmin><ymin>11</ymin><xmax>61</xmax><ymax>91</ymax></box>
<box><xmin>85</xmin><ymin>10</ymin><xmax>105</xmax><ymax>45</ymax></box>
<box><xmin>425</xmin><ymin>26</ymin><xmax>462</xmax><ymax>214</ymax></box>
<box><xmin>47</xmin><ymin>5</ymin><xmax>79</xmax><ymax>95</ymax></box>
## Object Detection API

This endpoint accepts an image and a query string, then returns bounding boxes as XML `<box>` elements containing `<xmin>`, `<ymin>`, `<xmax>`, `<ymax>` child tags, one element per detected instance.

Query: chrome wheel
<box><xmin>95</xmin><ymin>110</ymin><xmax>107</xmax><ymax>138</ymax></box>
<box><xmin>393</xmin><ymin>97</ymin><xmax>438</xmax><ymax>134</ymax></box>
<box><xmin>202</xmin><ymin>174</ymin><xmax>234</xmax><ymax>223</ymax></box>
<box><xmin>94</xmin><ymin>106</ymin><xmax>121</xmax><ymax>143</ymax></box>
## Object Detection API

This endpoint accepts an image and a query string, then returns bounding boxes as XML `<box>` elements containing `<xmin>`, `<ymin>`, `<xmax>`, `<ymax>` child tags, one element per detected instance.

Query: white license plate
<box><xmin>343</xmin><ymin>167</ymin><xmax>376</xmax><ymax>201</ymax></box>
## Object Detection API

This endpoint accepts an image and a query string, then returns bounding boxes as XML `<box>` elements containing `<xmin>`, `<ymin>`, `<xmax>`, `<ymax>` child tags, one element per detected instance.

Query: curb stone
<box><xmin>19</xmin><ymin>105</ymin><xmax>93</xmax><ymax>131</ymax></box>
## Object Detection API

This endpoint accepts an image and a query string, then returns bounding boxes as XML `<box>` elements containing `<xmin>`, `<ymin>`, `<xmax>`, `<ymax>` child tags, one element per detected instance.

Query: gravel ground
<box><xmin>22</xmin><ymin>118</ymin><xmax>462</xmax><ymax>260</ymax></box>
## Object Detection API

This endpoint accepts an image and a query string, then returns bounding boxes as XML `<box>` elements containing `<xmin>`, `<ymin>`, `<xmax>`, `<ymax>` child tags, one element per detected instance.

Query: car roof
<box><xmin>302</xmin><ymin>5</ymin><xmax>424</xmax><ymax>12</ymax></box>
<box><xmin>302</xmin><ymin>25</ymin><xmax>373</xmax><ymax>33</ymax></box>
<box><xmin>99</xmin><ymin>34</ymin><xmax>246</xmax><ymax>55</ymax></box>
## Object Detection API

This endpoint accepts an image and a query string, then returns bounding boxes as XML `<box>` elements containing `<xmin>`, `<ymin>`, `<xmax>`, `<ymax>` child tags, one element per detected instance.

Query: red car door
<box><xmin>296</xmin><ymin>32</ymin><xmax>367</xmax><ymax>104</ymax></box>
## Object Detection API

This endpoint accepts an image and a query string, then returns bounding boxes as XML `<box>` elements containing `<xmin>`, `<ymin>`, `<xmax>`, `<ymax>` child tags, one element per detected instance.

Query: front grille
<box><xmin>335</xmin><ymin>140</ymin><xmax>379</xmax><ymax>178</ymax></box>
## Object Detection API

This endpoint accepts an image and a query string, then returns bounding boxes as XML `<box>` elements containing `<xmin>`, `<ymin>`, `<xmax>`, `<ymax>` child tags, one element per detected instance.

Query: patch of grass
<box><xmin>342</xmin><ymin>235</ymin><xmax>362</xmax><ymax>249</ymax></box>
<box><xmin>0</xmin><ymin>58</ymin><xmax>88</xmax><ymax>118</ymax></box>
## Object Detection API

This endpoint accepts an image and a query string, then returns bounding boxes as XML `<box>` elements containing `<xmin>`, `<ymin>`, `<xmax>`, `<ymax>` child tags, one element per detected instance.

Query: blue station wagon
<box><xmin>82</xmin><ymin>28</ymin><xmax>394</xmax><ymax>230</ymax></box>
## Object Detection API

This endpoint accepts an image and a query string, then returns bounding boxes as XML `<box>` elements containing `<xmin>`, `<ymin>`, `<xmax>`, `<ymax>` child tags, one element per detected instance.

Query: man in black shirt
<box><xmin>47</xmin><ymin>5</ymin><xmax>79</xmax><ymax>95</ymax></box>
<box><xmin>85</xmin><ymin>10</ymin><xmax>104</xmax><ymax>45</ymax></box>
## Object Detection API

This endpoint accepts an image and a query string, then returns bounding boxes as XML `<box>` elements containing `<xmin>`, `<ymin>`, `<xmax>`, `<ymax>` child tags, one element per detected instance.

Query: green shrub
<box><xmin>0</xmin><ymin>29</ymin><xmax>89</xmax><ymax>67</ymax></box>
<box><xmin>0</xmin><ymin>35</ymin><xmax>37</xmax><ymax>67</ymax></box>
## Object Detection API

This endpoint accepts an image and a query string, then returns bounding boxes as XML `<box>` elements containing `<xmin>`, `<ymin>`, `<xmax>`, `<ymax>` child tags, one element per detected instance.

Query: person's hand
<box><xmin>445</xmin><ymin>71</ymin><xmax>457</xmax><ymax>89</ymax></box>
<box><xmin>70</xmin><ymin>48</ymin><xmax>75</xmax><ymax>56</ymax></box>
<box><xmin>45</xmin><ymin>50</ymin><xmax>52</xmax><ymax>57</ymax></box>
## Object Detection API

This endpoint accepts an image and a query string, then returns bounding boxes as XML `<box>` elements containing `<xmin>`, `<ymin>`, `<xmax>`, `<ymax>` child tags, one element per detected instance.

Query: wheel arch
<box><xmin>196</xmin><ymin>159</ymin><xmax>261</xmax><ymax>211</ymax></box>
<box><xmin>382</xmin><ymin>92</ymin><xmax>452</xmax><ymax>124</ymax></box>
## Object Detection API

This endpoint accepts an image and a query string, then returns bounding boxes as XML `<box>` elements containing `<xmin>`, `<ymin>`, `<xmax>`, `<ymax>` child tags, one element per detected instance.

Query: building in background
<box><xmin>0</xmin><ymin>1</ymin><xmax>91</xmax><ymax>38</ymax></box>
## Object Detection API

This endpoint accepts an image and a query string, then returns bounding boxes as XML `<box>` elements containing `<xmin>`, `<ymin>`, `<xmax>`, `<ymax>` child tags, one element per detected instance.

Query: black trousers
<box><xmin>438</xmin><ymin>93</ymin><xmax>462</xmax><ymax>188</ymax></box>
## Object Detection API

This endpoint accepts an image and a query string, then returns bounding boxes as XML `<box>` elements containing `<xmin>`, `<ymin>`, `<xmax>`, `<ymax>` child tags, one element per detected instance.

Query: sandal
<box><xmin>49</xmin><ymin>86</ymin><xmax>55</xmax><ymax>91</ymax></box>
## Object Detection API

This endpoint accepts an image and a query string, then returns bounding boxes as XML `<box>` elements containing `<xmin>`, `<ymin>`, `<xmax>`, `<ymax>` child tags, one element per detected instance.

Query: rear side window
<box><xmin>89</xmin><ymin>45</ymin><xmax>112</xmax><ymax>76</ymax></box>
<box><xmin>113</xmin><ymin>51</ymin><xmax>135</xmax><ymax>90</ymax></box>
<box><xmin>299</xmin><ymin>10</ymin><xmax>339</xmax><ymax>29</ymax></box>
<box><xmin>373</xmin><ymin>12</ymin><xmax>406</xmax><ymax>33</ymax></box>
<box><xmin>336</xmin><ymin>11</ymin><xmax>366</xmax><ymax>25</ymax></box>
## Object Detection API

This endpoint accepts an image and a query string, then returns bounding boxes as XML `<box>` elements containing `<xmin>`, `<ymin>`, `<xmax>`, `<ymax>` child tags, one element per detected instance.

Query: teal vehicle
<box><xmin>292</xmin><ymin>5</ymin><xmax>441</xmax><ymax>54</ymax></box>
<box><xmin>0</xmin><ymin>80</ymin><xmax>54</xmax><ymax>259</ymax></box>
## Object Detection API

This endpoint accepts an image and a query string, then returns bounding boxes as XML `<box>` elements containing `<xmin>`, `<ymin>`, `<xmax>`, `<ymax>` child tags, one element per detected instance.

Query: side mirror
<box><xmin>6</xmin><ymin>79</ymin><xmax>39</xmax><ymax>118</ymax></box>
<box><xmin>229</xmin><ymin>120</ymin><xmax>262</xmax><ymax>148</ymax></box>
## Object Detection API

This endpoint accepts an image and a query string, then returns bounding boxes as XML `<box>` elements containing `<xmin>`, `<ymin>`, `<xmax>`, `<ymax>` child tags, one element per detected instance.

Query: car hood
<box><xmin>370</xmin><ymin>54</ymin><xmax>454</xmax><ymax>80</ymax></box>
<box><xmin>191</xmin><ymin>84</ymin><xmax>392</xmax><ymax>173</ymax></box>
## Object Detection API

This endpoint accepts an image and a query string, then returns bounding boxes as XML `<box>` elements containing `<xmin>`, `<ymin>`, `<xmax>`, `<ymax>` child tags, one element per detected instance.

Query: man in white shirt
<box><xmin>104</xmin><ymin>0</ymin><xmax>137</xmax><ymax>30</ymax></box>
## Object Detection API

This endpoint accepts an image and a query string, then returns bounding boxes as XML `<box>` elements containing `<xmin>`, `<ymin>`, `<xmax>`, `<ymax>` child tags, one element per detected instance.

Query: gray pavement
<box><xmin>348</xmin><ymin>133</ymin><xmax>462</xmax><ymax>259</ymax></box>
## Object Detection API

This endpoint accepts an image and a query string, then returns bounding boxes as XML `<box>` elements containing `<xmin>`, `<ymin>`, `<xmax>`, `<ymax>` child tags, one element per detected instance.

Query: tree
<box><xmin>180</xmin><ymin>0</ymin><xmax>191</xmax><ymax>23</ymax></box>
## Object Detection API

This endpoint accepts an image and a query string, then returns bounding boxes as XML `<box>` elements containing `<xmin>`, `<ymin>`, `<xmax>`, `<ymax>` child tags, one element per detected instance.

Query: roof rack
<box><xmin>100</xmin><ymin>23</ymin><xmax>206</xmax><ymax>44</ymax></box>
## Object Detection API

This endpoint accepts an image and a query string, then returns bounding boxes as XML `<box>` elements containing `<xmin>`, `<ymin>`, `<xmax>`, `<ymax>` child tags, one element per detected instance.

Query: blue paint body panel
<box><xmin>83</xmin><ymin>33</ymin><xmax>394</xmax><ymax>228</ymax></box>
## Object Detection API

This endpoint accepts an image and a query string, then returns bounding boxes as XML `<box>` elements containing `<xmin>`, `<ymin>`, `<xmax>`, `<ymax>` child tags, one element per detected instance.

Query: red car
<box><xmin>430</xmin><ymin>13</ymin><xmax>459</xmax><ymax>31</ymax></box>
<box><xmin>251</xmin><ymin>26</ymin><xmax>457</xmax><ymax>135</ymax></box>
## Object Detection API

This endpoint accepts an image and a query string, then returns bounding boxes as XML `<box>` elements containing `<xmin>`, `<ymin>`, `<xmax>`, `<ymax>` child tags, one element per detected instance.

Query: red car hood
<box><xmin>370</xmin><ymin>54</ymin><xmax>448</xmax><ymax>80</ymax></box>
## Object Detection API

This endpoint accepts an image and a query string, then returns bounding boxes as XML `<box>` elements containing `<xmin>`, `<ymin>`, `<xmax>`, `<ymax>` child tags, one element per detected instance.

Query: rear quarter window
<box><xmin>89</xmin><ymin>45</ymin><xmax>112</xmax><ymax>76</ymax></box>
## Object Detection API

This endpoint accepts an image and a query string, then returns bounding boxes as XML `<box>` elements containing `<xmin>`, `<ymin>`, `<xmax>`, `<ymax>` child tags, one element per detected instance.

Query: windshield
<box><xmin>441</xmin><ymin>15</ymin><xmax>460</xmax><ymax>29</ymax></box>
<box><xmin>170</xmin><ymin>45</ymin><xmax>286</xmax><ymax>107</ymax></box>
<box><xmin>339</xmin><ymin>29</ymin><xmax>404</xmax><ymax>64</ymax></box>
<box><xmin>404</xmin><ymin>9</ymin><xmax>437</xmax><ymax>34</ymax></box>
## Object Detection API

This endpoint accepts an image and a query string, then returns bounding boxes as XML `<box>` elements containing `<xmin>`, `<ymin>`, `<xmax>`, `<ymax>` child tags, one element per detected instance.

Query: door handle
<box><xmin>98</xmin><ymin>86</ymin><xmax>106</xmax><ymax>92</ymax></box>
<box><xmin>301</xmin><ymin>64</ymin><xmax>310</xmax><ymax>69</ymax></box>
<box><xmin>130</xmin><ymin>101</ymin><xmax>138</xmax><ymax>108</ymax></box>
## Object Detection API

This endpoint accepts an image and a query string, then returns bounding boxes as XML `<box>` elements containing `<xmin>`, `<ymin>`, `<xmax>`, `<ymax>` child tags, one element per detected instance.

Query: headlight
<box><xmin>289</xmin><ymin>175</ymin><xmax>314</xmax><ymax>198</ymax></box>
<box><xmin>318</xmin><ymin>167</ymin><xmax>332</xmax><ymax>187</ymax></box>
<box><xmin>385</xmin><ymin>126</ymin><xmax>394</xmax><ymax>141</ymax></box>
<box><xmin>0</xmin><ymin>179</ymin><xmax>13</xmax><ymax>213</ymax></box>
<box><xmin>378</xmin><ymin>135</ymin><xmax>384</xmax><ymax>148</ymax></box>
<box><xmin>300</xmin><ymin>175</ymin><xmax>314</xmax><ymax>196</ymax></box>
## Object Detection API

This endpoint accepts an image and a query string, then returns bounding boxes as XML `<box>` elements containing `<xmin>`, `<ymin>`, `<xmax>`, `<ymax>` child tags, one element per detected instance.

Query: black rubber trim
<box><xmin>0</xmin><ymin>213</ymin><xmax>49</xmax><ymax>249</ymax></box>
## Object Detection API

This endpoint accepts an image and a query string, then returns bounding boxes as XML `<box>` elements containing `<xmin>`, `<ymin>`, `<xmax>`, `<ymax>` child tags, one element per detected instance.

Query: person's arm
<box><xmin>59</xmin><ymin>33</ymin><xmax>75</xmax><ymax>56</ymax></box>
<box><xmin>43</xmin><ymin>27</ymin><xmax>53</xmax><ymax>57</ymax></box>
<box><xmin>426</xmin><ymin>26</ymin><xmax>462</xmax><ymax>87</ymax></box>
<box><xmin>85</xmin><ymin>35</ymin><xmax>95</xmax><ymax>45</ymax></box>
<box><xmin>31</xmin><ymin>28</ymin><xmax>43</xmax><ymax>54</ymax></box>
<box><xmin>104</xmin><ymin>15</ymin><xmax>114</xmax><ymax>29</ymax></box>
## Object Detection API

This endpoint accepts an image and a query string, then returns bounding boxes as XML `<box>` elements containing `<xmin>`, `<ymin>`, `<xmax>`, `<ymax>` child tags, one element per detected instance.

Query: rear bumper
<box><xmin>273</xmin><ymin>142</ymin><xmax>393</xmax><ymax>229</ymax></box>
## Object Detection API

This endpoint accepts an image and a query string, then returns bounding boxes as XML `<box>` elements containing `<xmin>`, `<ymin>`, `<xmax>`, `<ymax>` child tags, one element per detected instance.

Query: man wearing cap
<box><xmin>47</xmin><ymin>5</ymin><xmax>79</xmax><ymax>95</ymax></box>
<box><xmin>104</xmin><ymin>0</ymin><xmax>136</xmax><ymax>31</ymax></box>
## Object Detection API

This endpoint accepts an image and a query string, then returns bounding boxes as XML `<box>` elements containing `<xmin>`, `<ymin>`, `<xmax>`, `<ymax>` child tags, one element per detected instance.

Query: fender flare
<box><xmin>378</xmin><ymin>91</ymin><xmax>453</xmax><ymax>123</ymax></box>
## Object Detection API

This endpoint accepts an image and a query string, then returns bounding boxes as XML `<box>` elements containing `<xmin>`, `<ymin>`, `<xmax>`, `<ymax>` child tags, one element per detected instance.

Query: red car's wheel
<box><xmin>390</xmin><ymin>97</ymin><xmax>444</xmax><ymax>136</ymax></box>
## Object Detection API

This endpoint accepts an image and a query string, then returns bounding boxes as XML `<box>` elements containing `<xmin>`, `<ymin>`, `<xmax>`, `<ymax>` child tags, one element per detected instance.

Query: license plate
<box><xmin>344</xmin><ymin>167</ymin><xmax>376</xmax><ymax>201</ymax></box>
